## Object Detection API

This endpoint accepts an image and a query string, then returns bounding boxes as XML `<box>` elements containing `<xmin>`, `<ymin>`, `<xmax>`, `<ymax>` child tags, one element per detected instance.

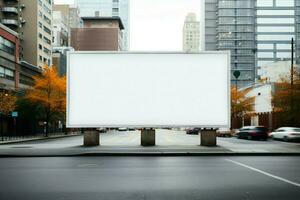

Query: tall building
<box><xmin>53</xmin><ymin>4</ymin><xmax>83</xmax><ymax>29</ymax></box>
<box><xmin>205</xmin><ymin>0</ymin><xmax>300</xmax><ymax>87</ymax></box>
<box><xmin>71</xmin><ymin>17</ymin><xmax>124</xmax><ymax>51</ymax></box>
<box><xmin>183</xmin><ymin>13</ymin><xmax>200</xmax><ymax>52</ymax></box>
<box><xmin>0</xmin><ymin>0</ymin><xmax>53</xmax><ymax>69</ymax></box>
<box><xmin>53</xmin><ymin>10</ymin><xmax>69</xmax><ymax>47</ymax></box>
<box><xmin>74</xmin><ymin>0</ymin><xmax>129</xmax><ymax>50</ymax></box>
<box><xmin>205</xmin><ymin>0</ymin><xmax>256</xmax><ymax>87</ymax></box>
<box><xmin>0</xmin><ymin>23</ymin><xmax>41</xmax><ymax>91</ymax></box>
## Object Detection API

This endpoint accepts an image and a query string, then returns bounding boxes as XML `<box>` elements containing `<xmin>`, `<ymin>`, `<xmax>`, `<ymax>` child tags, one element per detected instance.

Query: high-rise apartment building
<box><xmin>0</xmin><ymin>0</ymin><xmax>53</xmax><ymax>69</ymax></box>
<box><xmin>74</xmin><ymin>0</ymin><xmax>129</xmax><ymax>50</ymax></box>
<box><xmin>205</xmin><ymin>0</ymin><xmax>300</xmax><ymax>87</ymax></box>
<box><xmin>53</xmin><ymin>4</ymin><xmax>83</xmax><ymax>29</ymax></box>
<box><xmin>183</xmin><ymin>13</ymin><xmax>200</xmax><ymax>52</ymax></box>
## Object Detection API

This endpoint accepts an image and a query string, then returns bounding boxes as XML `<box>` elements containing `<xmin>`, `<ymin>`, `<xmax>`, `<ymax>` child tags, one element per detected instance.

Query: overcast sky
<box><xmin>54</xmin><ymin>0</ymin><xmax>202</xmax><ymax>51</ymax></box>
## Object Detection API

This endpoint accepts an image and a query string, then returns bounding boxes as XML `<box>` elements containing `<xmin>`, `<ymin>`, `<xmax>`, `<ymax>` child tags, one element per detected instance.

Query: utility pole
<box><xmin>290</xmin><ymin>38</ymin><xmax>294</xmax><ymax>126</ymax></box>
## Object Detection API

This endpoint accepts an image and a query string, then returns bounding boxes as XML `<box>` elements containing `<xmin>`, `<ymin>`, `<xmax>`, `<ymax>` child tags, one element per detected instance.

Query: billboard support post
<box><xmin>200</xmin><ymin>129</ymin><xmax>217</xmax><ymax>146</ymax></box>
<box><xmin>141</xmin><ymin>128</ymin><xmax>155</xmax><ymax>146</ymax></box>
<box><xmin>83</xmin><ymin>130</ymin><xmax>100</xmax><ymax>146</ymax></box>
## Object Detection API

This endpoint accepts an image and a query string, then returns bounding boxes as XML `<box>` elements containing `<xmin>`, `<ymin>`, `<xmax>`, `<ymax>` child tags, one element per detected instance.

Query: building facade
<box><xmin>0</xmin><ymin>0</ymin><xmax>53</xmax><ymax>69</ymax></box>
<box><xmin>71</xmin><ymin>17</ymin><xmax>124</xmax><ymax>51</ymax></box>
<box><xmin>183</xmin><ymin>13</ymin><xmax>200</xmax><ymax>52</ymax></box>
<box><xmin>205</xmin><ymin>0</ymin><xmax>256</xmax><ymax>87</ymax></box>
<box><xmin>0</xmin><ymin>24</ymin><xmax>41</xmax><ymax>92</ymax></box>
<box><xmin>74</xmin><ymin>0</ymin><xmax>129</xmax><ymax>50</ymax></box>
<box><xmin>53</xmin><ymin>10</ymin><xmax>69</xmax><ymax>47</ymax></box>
<box><xmin>205</xmin><ymin>0</ymin><xmax>300</xmax><ymax>88</ymax></box>
<box><xmin>53</xmin><ymin>4</ymin><xmax>83</xmax><ymax>29</ymax></box>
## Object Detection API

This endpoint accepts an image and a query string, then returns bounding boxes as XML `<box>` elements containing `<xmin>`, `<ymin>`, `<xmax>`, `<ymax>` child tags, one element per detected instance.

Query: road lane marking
<box><xmin>226</xmin><ymin>159</ymin><xmax>300</xmax><ymax>188</ymax></box>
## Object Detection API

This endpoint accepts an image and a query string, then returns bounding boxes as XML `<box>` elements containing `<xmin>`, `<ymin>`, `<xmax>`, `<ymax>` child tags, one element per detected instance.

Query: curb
<box><xmin>0</xmin><ymin>134</ymin><xmax>82</xmax><ymax>145</ymax></box>
<box><xmin>0</xmin><ymin>152</ymin><xmax>300</xmax><ymax>157</ymax></box>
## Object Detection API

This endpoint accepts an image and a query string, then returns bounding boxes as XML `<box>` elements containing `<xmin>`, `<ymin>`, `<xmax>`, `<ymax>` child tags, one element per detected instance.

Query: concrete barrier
<box><xmin>84</xmin><ymin>131</ymin><xmax>100</xmax><ymax>146</ymax></box>
<box><xmin>200</xmin><ymin>130</ymin><xmax>217</xmax><ymax>146</ymax></box>
<box><xmin>141</xmin><ymin>129</ymin><xmax>155</xmax><ymax>146</ymax></box>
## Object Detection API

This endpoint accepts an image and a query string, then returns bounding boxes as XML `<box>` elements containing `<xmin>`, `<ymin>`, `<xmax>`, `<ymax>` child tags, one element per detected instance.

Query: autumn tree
<box><xmin>231</xmin><ymin>87</ymin><xmax>255</xmax><ymax>128</ymax></box>
<box><xmin>272</xmin><ymin>68</ymin><xmax>300</xmax><ymax>126</ymax></box>
<box><xmin>0</xmin><ymin>91</ymin><xmax>16</xmax><ymax>115</ymax></box>
<box><xmin>26</xmin><ymin>65</ymin><xmax>66</xmax><ymax>136</ymax></box>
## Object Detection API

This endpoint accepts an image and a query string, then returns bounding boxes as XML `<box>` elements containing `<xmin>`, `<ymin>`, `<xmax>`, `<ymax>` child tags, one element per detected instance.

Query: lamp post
<box><xmin>233</xmin><ymin>70</ymin><xmax>240</xmax><ymax>129</ymax></box>
<box><xmin>290</xmin><ymin>38</ymin><xmax>295</xmax><ymax>126</ymax></box>
<box><xmin>0</xmin><ymin>92</ymin><xmax>9</xmax><ymax>141</ymax></box>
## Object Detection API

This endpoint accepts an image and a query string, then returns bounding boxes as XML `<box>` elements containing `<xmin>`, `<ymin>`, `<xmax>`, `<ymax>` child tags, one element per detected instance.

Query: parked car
<box><xmin>236</xmin><ymin>126</ymin><xmax>268</xmax><ymax>140</ymax></box>
<box><xmin>186</xmin><ymin>128</ymin><xmax>200</xmax><ymax>135</ymax></box>
<box><xmin>118</xmin><ymin>127</ymin><xmax>128</xmax><ymax>131</ymax></box>
<box><xmin>216</xmin><ymin>128</ymin><xmax>233</xmax><ymax>137</ymax></box>
<box><xmin>270</xmin><ymin>127</ymin><xmax>300</xmax><ymax>142</ymax></box>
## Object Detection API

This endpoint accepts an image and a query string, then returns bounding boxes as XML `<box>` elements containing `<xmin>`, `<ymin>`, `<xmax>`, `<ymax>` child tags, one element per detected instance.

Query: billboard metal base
<box><xmin>141</xmin><ymin>129</ymin><xmax>156</xmax><ymax>146</ymax></box>
<box><xmin>83</xmin><ymin>130</ymin><xmax>100</xmax><ymax>146</ymax></box>
<box><xmin>200</xmin><ymin>130</ymin><xmax>217</xmax><ymax>147</ymax></box>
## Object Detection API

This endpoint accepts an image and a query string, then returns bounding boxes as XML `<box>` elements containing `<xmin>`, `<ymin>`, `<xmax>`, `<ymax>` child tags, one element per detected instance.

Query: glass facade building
<box><xmin>75</xmin><ymin>0</ymin><xmax>129</xmax><ymax>50</ymax></box>
<box><xmin>205</xmin><ymin>0</ymin><xmax>300</xmax><ymax>87</ymax></box>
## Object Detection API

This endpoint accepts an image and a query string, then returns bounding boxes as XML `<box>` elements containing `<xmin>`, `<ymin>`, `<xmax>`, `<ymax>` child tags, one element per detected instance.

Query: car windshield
<box><xmin>292</xmin><ymin>128</ymin><xmax>300</xmax><ymax>132</ymax></box>
<box><xmin>255</xmin><ymin>127</ymin><xmax>267</xmax><ymax>131</ymax></box>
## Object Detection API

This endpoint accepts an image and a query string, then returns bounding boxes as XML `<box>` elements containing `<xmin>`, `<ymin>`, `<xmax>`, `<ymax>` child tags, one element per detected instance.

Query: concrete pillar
<box><xmin>141</xmin><ymin>129</ymin><xmax>155</xmax><ymax>146</ymax></box>
<box><xmin>200</xmin><ymin>130</ymin><xmax>217</xmax><ymax>146</ymax></box>
<box><xmin>83</xmin><ymin>130</ymin><xmax>100</xmax><ymax>146</ymax></box>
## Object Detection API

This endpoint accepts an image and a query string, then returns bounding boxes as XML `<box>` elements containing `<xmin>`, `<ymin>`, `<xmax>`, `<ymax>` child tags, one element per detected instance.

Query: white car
<box><xmin>270</xmin><ymin>127</ymin><xmax>300</xmax><ymax>142</ymax></box>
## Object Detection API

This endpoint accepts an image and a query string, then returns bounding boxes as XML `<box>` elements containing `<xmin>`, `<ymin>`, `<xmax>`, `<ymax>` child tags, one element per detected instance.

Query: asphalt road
<box><xmin>0</xmin><ymin>156</ymin><xmax>299</xmax><ymax>200</ymax></box>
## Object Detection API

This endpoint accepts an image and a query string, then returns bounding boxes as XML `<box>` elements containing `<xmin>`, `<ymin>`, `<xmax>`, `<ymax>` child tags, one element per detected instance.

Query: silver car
<box><xmin>270</xmin><ymin>127</ymin><xmax>300</xmax><ymax>142</ymax></box>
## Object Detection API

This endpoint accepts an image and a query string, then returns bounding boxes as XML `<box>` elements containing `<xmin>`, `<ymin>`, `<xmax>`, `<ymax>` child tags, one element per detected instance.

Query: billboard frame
<box><xmin>67</xmin><ymin>51</ymin><xmax>231</xmax><ymax>129</ymax></box>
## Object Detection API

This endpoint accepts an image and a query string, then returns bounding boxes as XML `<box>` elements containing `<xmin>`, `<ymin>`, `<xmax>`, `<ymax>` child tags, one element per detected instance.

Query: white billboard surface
<box><xmin>67</xmin><ymin>52</ymin><xmax>230</xmax><ymax>128</ymax></box>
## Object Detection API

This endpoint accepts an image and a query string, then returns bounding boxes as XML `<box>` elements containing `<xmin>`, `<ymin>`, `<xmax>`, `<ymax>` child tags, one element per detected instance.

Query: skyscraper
<box><xmin>75</xmin><ymin>0</ymin><xmax>129</xmax><ymax>50</ymax></box>
<box><xmin>0</xmin><ymin>0</ymin><xmax>53</xmax><ymax>69</ymax></box>
<box><xmin>183</xmin><ymin>13</ymin><xmax>200</xmax><ymax>52</ymax></box>
<box><xmin>205</xmin><ymin>0</ymin><xmax>300</xmax><ymax>87</ymax></box>
<box><xmin>205</xmin><ymin>0</ymin><xmax>256</xmax><ymax>87</ymax></box>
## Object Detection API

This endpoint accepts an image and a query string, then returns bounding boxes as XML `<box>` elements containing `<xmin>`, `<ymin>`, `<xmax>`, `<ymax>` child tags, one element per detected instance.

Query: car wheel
<box><xmin>247</xmin><ymin>135</ymin><xmax>252</xmax><ymax>140</ymax></box>
<box><xmin>283</xmin><ymin>136</ymin><xmax>289</xmax><ymax>142</ymax></box>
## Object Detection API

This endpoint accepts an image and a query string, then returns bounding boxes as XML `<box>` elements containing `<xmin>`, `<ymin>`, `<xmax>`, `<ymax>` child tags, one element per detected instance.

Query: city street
<box><xmin>0</xmin><ymin>129</ymin><xmax>299</xmax><ymax>156</ymax></box>
<box><xmin>0</xmin><ymin>156</ymin><xmax>299</xmax><ymax>200</ymax></box>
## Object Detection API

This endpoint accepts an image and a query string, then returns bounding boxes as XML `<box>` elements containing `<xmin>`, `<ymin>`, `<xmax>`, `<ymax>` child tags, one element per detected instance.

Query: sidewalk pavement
<box><xmin>0</xmin><ymin>130</ymin><xmax>299</xmax><ymax>157</ymax></box>
<box><xmin>0</xmin><ymin>132</ymin><xmax>81</xmax><ymax>145</ymax></box>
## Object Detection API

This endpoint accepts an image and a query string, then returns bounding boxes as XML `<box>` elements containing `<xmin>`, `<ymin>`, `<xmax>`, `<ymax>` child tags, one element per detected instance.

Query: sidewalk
<box><xmin>0</xmin><ymin>132</ymin><xmax>82</xmax><ymax>145</ymax></box>
<box><xmin>0</xmin><ymin>130</ymin><xmax>299</xmax><ymax>157</ymax></box>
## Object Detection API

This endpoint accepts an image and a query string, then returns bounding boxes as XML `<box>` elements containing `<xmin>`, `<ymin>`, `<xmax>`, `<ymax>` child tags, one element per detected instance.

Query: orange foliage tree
<box><xmin>272</xmin><ymin>68</ymin><xmax>300</xmax><ymax>126</ymax></box>
<box><xmin>0</xmin><ymin>91</ymin><xmax>16</xmax><ymax>115</ymax></box>
<box><xmin>26</xmin><ymin>66</ymin><xmax>66</xmax><ymax>136</ymax></box>
<box><xmin>231</xmin><ymin>87</ymin><xmax>255</xmax><ymax>128</ymax></box>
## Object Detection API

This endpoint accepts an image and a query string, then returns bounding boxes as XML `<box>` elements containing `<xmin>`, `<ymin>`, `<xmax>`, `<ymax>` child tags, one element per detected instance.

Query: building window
<box><xmin>39</xmin><ymin>44</ymin><xmax>43</xmax><ymax>50</ymax></box>
<box><xmin>43</xmin><ymin>15</ymin><xmax>51</xmax><ymax>25</ymax></box>
<box><xmin>39</xmin><ymin>33</ymin><xmax>43</xmax><ymax>39</ymax></box>
<box><xmin>0</xmin><ymin>66</ymin><xmax>14</xmax><ymax>79</ymax></box>
<box><xmin>43</xmin><ymin>36</ymin><xmax>51</xmax><ymax>45</ymax></box>
<box><xmin>43</xmin><ymin>26</ymin><xmax>51</xmax><ymax>35</ymax></box>
<box><xmin>0</xmin><ymin>66</ymin><xmax>4</xmax><ymax>77</ymax></box>
<box><xmin>44</xmin><ymin>47</ymin><xmax>51</xmax><ymax>55</ymax></box>
<box><xmin>0</xmin><ymin>36</ymin><xmax>16</xmax><ymax>55</ymax></box>
<box><xmin>39</xmin><ymin>22</ymin><xmax>43</xmax><ymax>28</ymax></box>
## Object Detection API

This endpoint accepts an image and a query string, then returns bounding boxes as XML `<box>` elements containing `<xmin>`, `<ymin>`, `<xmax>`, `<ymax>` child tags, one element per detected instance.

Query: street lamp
<box><xmin>233</xmin><ymin>70</ymin><xmax>240</xmax><ymax>129</ymax></box>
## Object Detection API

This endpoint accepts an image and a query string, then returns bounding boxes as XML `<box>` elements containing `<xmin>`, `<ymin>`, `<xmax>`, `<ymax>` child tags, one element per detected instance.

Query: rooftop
<box><xmin>81</xmin><ymin>17</ymin><xmax>124</xmax><ymax>30</ymax></box>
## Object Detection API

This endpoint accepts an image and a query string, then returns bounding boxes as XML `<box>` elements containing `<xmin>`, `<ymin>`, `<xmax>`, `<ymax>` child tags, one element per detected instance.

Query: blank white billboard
<box><xmin>67</xmin><ymin>52</ymin><xmax>230</xmax><ymax>128</ymax></box>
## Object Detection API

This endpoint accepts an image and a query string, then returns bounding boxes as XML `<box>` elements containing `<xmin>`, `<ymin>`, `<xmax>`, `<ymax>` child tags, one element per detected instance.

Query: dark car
<box><xmin>186</xmin><ymin>128</ymin><xmax>200</xmax><ymax>135</ymax></box>
<box><xmin>236</xmin><ymin>126</ymin><xmax>268</xmax><ymax>140</ymax></box>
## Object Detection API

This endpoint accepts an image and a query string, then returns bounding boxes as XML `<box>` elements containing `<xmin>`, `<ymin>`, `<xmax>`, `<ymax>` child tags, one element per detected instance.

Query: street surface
<box><xmin>0</xmin><ymin>156</ymin><xmax>299</xmax><ymax>200</ymax></box>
